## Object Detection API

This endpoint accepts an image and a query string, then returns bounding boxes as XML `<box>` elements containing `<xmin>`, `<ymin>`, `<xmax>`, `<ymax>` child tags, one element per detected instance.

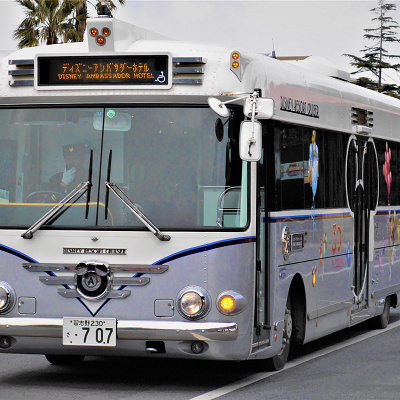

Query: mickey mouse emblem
<box><xmin>74</xmin><ymin>261</ymin><xmax>112</xmax><ymax>301</ymax></box>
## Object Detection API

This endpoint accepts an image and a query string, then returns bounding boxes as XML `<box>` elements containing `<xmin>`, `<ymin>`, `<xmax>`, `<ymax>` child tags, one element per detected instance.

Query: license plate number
<box><xmin>63</xmin><ymin>318</ymin><xmax>117</xmax><ymax>347</ymax></box>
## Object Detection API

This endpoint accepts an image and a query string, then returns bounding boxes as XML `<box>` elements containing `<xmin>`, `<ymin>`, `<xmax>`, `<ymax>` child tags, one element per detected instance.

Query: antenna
<box><xmin>271</xmin><ymin>38</ymin><xmax>276</xmax><ymax>59</ymax></box>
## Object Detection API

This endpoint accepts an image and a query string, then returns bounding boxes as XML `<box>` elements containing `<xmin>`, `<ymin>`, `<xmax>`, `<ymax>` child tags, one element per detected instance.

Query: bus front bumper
<box><xmin>0</xmin><ymin>318</ymin><xmax>238</xmax><ymax>342</ymax></box>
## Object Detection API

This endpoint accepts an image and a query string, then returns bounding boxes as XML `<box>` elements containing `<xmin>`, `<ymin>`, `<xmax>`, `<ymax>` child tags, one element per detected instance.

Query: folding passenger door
<box><xmin>346</xmin><ymin>135</ymin><xmax>378</xmax><ymax>313</ymax></box>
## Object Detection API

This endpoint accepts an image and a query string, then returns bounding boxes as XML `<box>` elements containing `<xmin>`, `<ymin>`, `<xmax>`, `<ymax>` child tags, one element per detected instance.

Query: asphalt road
<box><xmin>1</xmin><ymin>311</ymin><xmax>400</xmax><ymax>400</ymax></box>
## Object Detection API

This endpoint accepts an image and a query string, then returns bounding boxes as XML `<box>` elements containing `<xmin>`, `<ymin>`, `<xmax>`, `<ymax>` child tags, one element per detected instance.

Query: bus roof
<box><xmin>3</xmin><ymin>17</ymin><xmax>400</xmax><ymax>141</ymax></box>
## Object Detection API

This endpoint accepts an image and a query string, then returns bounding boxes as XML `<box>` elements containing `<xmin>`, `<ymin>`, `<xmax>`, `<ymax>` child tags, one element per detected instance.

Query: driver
<box><xmin>49</xmin><ymin>144</ymin><xmax>87</xmax><ymax>194</ymax></box>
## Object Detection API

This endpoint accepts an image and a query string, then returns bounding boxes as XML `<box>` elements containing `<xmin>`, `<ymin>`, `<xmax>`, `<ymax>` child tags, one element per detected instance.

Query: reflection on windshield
<box><xmin>0</xmin><ymin>107</ymin><xmax>247</xmax><ymax>230</ymax></box>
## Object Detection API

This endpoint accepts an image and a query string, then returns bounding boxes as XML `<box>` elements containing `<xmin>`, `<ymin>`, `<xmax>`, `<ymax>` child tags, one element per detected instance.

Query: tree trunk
<box><xmin>75</xmin><ymin>1</ymin><xmax>87</xmax><ymax>42</ymax></box>
<box><xmin>378</xmin><ymin>7</ymin><xmax>383</xmax><ymax>91</ymax></box>
<box><xmin>47</xmin><ymin>31</ymin><xmax>58</xmax><ymax>45</ymax></box>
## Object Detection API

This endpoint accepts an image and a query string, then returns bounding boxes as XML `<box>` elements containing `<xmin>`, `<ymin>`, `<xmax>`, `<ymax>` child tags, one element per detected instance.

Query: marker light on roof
<box><xmin>90</xmin><ymin>28</ymin><xmax>98</xmax><ymax>37</ymax></box>
<box><xmin>102</xmin><ymin>27</ymin><xmax>111</xmax><ymax>36</ymax></box>
<box><xmin>96</xmin><ymin>36</ymin><xmax>106</xmax><ymax>46</ymax></box>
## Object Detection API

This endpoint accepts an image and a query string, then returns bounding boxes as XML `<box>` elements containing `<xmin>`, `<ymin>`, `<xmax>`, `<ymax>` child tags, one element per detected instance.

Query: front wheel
<box><xmin>45</xmin><ymin>354</ymin><xmax>85</xmax><ymax>366</ymax></box>
<box><xmin>265</xmin><ymin>296</ymin><xmax>292</xmax><ymax>371</ymax></box>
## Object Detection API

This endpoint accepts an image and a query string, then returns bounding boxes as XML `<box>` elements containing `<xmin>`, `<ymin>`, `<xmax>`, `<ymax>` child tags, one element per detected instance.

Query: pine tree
<box><xmin>344</xmin><ymin>0</ymin><xmax>400</xmax><ymax>95</ymax></box>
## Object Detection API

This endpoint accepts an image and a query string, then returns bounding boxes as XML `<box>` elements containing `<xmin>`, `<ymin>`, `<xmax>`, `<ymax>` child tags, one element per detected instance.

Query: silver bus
<box><xmin>0</xmin><ymin>15</ymin><xmax>399</xmax><ymax>371</ymax></box>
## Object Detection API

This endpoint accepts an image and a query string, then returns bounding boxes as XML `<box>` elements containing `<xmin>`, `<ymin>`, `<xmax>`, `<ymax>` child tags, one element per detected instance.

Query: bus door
<box><xmin>252</xmin><ymin>124</ymin><xmax>272</xmax><ymax>351</ymax></box>
<box><xmin>346</xmin><ymin>135</ymin><xmax>378</xmax><ymax>315</ymax></box>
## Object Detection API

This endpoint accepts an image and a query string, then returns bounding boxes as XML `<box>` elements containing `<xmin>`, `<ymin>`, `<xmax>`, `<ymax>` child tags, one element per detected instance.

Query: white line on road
<box><xmin>189</xmin><ymin>318</ymin><xmax>400</xmax><ymax>400</ymax></box>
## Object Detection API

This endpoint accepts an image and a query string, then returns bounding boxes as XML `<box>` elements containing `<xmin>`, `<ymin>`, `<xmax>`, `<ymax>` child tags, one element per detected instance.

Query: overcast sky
<box><xmin>2</xmin><ymin>0</ymin><xmax>400</xmax><ymax>83</ymax></box>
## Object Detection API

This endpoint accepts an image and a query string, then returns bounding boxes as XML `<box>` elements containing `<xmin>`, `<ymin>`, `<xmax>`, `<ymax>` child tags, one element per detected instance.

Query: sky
<box><xmin>2</xmin><ymin>0</ymin><xmax>400</xmax><ymax>84</ymax></box>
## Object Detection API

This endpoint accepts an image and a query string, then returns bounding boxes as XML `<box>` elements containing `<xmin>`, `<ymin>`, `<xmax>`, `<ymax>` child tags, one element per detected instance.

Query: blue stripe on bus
<box><xmin>0</xmin><ymin>243</ymin><xmax>37</xmax><ymax>263</ymax></box>
<box><xmin>153</xmin><ymin>236</ymin><xmax>256</xmax><ymax>265</ymax></box>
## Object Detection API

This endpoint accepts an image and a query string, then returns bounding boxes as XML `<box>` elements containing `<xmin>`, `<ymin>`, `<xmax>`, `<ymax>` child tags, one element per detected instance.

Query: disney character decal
<box><xmin>383</xmin><ymin>142</ymin><xmax>392</xmax><ymax>201</ymax></box>
<box><xmin>309</xmin><ymin>130</ymin><xmax>319</xmax><ymax>201</ymax></box>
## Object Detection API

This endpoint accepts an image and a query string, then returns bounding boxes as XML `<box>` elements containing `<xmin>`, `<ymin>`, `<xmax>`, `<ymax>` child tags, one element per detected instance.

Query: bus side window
<box><xmin>391</xmin><ymin>142</ymin><xmax>399</xmax><ymax>205</ymax></box>
<box><xmin>304</xmin><ymin>129</ymin><xmax>346</xmax><ymax>209</ymax></box>
<box><xmin>280</xmin><ymin>124</ymin><xmax>305</xmax><ymax>210</ymax></box>
<box><xmin>377</xmin><ymin>139</ymin><xmax>398</xmax><ymax>206</ymax></box>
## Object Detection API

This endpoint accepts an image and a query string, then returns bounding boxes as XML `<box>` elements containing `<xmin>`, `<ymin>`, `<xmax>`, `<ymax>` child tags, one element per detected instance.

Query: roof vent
<box><xmin>8</xmin><ymin>59</ymin><xmax>34</xmax><ymax>86</ymax></box>
<box><xmin>351</xmin><ymin>107</ymin><xmax>373</xmax><ymax>134</ymax></box>
<box><xmin>172</xmin><ymin>57</ymin><xmax>206</xmax><ymax>85</ymax></box>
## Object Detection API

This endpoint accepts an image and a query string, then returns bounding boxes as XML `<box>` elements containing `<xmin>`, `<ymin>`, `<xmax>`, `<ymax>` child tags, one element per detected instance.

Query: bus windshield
<box><xmin>0</xmin><ymin>106</ymin><xmax>247</xmax><ymax>230</ymax></box>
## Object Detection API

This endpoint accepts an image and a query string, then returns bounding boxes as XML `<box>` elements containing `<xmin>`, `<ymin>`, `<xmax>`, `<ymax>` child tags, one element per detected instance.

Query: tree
<box><xmin>13</xmin><ymin>0</ymin><xmax>87</xmax><ymax>48</ymax></box>
<box><xmin>75</xmin><ymin>0</ymin><xmax>125</xmax><ymax>41</ymax></box>
<box><xmin>344</xmin><ymin>0</ymin><xmax>400</xmax><ymax>93</ymax></box>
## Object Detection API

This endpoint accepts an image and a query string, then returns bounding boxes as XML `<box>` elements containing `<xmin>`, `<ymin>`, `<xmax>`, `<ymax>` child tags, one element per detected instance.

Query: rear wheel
<box><xmin>45</xmin><ymin>354</ymin><xmax>85</xmax><ymax>366</ymax></box>
<box><xmin>372</xmin><ymin>296</ymin><xmax>391</xmax><ymax>329</ymax></box>
<box><xmin>265</xmin><ymin>296</ymin><xmax>292</xmax><ymax>371</ymax></box>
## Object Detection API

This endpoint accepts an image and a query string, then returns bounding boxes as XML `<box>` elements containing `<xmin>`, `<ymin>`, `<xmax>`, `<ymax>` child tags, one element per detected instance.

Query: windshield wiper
<box><xmin>104</xmin><ymin>150</ymin><xmax>170</xmax><ymax>241</ymax></box>
<box><xmin>105</xmin><ymin>181</ymin><xmax>171</xmax><ymax>242</ymax></box>
<box><xmin>21</xmin><ymin>181</ymin><xmax>91</xmax><ymax>239</ymax></box>
<box><xmin>22</xmin><ymin>152</ymin><xmax>94</xmax><ymax>239</ymax></box>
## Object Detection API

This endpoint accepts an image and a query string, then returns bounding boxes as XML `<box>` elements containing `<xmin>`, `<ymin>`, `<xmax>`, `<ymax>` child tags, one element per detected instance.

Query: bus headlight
<box><xmin>217</xmin><ymin>291</ymin><xmax>248</xmax><ymax>315</ymax></box>
<box><xmin>177</xmin><ymin>286</ymin><xmax>211</xmax><ymax>319</ymax></box>
<box><xmin>0</xmin><ymin>282</ymin><xmax>16</xmax><ymax>314</ymax></box>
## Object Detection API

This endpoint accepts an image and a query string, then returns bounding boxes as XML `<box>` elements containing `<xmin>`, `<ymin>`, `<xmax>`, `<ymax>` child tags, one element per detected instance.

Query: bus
<box><xmin>0</xmin><ymin>13</ymin><xmax>399</xmax><ymax>371</ymax></box>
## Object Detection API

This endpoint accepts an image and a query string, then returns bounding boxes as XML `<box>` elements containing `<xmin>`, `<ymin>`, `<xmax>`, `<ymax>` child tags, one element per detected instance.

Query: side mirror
<box><xmin>239</xmin><ymin>121</ymin><xmax>262</xmax><ymax>162</ymax></box>
<box><xmin>244</xmin><ymin>98</ymin><xmax>274</xmax><ymax>119</ymax></box>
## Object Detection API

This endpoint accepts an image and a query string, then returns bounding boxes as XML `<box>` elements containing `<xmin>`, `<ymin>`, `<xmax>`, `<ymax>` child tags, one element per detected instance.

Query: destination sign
<box><xmin>36</xmin><ymin>54</ymin><xmax>169</xmax><ymax>88</ymax></box>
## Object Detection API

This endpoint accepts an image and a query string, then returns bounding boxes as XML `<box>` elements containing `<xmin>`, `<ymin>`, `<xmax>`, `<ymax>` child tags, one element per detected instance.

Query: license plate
<box><xmin>63</xmin><ymin>318</ymin><xmax>117</xmax><ymax>347</ymax></box>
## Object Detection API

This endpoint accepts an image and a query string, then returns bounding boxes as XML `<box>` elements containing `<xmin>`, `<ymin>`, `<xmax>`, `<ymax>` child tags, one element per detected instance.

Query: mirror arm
<box><xmin>248</xmin><ymin>91</ymin><xmax>259</xmax><ymax>157</ymax></box>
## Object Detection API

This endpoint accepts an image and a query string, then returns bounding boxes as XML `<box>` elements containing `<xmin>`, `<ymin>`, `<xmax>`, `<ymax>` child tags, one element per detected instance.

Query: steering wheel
<box><xmin>25</xmin><ymin>190</ymin><xmax>65</xmax><ymax>203</ymax></box>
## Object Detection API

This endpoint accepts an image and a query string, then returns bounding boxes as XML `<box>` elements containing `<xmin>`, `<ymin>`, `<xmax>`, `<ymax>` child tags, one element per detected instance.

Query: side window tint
<box><xmin>377</xmin><ymin>140</ymin><xmax>397</xmax><ymax>206</ymax></box>
<box><xmin>323</xmin><ymin>131</ymin><xmax>346</xmax><ymax>208</ymax></box>
<box><xmin>280</xmin><ymin>125</ymin><xmax>305</xmax><ymax>210</ymax></box>
<box><xmin>276</xmin><ymin>125</ymin><xmax>347</xmax><ymax>211</ymax></box>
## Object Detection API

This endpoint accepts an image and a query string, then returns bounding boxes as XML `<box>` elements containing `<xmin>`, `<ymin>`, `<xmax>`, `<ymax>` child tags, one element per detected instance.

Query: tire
<box><xmin>45</xmin><ymin>354</ymin><xmax>85</xmax><ymax>366</ymax></box>
<box><xmin>373</xmin><ymin>296</ymin><xmax>391</xmax><ymax>329</ymax></box>
<box><xmin>265</xmin><ymin>296</ymin><xmax>292</xmax><ymax>371</ymax></box>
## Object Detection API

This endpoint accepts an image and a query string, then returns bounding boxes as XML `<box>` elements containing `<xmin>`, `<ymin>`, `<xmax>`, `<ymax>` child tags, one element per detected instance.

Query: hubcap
<box><xmin>284</xmin><ymin>306</ymin><xmax>293</xmax><ymax>339</ymax></box>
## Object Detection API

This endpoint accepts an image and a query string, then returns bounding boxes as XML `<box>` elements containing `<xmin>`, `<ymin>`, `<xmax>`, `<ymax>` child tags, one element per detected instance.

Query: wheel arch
<box><xmin>389</xmin><ymin>293</ymin><xmax>397</xmax><ymax>309</ymax></box>
<box><xmin>288</xmin><ymin>273</ymin><xmax>306</xmax><ymax>344</ymax></box>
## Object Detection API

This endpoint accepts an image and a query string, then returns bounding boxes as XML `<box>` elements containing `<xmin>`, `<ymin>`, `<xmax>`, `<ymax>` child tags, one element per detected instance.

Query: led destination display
<box><xmin>37</xmin><ymin>55</ymin><xmax>169</xmax><ymax>87</ymax></box>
